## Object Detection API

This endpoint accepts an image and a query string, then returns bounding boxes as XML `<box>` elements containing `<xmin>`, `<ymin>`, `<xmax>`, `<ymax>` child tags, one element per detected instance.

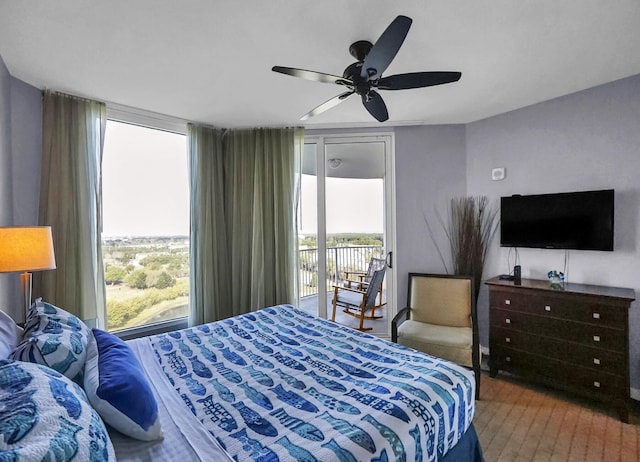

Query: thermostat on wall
<box><xmin>491</xmin><ymin>167</ymin><xmax>506</xmax><ymax>181</ymax></box>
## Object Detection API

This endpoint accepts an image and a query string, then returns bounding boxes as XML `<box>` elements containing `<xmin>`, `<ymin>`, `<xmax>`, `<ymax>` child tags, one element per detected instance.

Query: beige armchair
<box><xmin>392</xmin><ymin>273</ymin><xmax>480</xmax><ymax>399</ymax></box>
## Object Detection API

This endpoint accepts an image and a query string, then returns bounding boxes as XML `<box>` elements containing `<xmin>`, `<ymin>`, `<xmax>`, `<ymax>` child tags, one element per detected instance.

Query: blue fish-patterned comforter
<box><xmin>147</xmin><ymin>305</ymin><xmax>475</xmax><ymax>461</ymax></box>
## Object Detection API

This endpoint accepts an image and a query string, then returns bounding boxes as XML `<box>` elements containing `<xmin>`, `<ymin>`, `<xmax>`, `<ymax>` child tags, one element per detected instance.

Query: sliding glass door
<box><xmin>298</xmin><ymin>133</ymin><xmax>395</xmax><ymax>337</ymax></box>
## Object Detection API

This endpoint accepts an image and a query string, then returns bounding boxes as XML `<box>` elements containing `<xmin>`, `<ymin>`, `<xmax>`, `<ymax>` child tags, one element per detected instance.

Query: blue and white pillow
<box><xmin>11</xmin><ymin>299</ymin><xmax>91</xmax><ymax>382</ymax></box>
<box><xmin>0</xmin><ymin>358</ymin><xmax>116</xmax><ymax>461</ymax></box>
<box><xmin>84</xmin><ymin>328</ymin><xmax>162</xmax><ymax>441</ymax></box>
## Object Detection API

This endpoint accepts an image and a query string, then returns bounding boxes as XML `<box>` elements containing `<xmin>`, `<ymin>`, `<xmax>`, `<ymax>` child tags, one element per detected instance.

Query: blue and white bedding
<box><xmin>0</xmin><ymin>359</ymin><xmax>116</xmax><ymax>461</ymax></box>
<box><xmin>132</xmin><ymin>304</ymin><xmax>475</xmax><ymax>462</ymax></box>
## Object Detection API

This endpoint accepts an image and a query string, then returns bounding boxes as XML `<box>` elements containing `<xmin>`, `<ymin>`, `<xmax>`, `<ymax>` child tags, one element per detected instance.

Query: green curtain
<box><xmin>188</xmin><ymin>125</ymin><xmax>230</xmax><ymax>325</ymax></box>
<box><xmin>35</xmin><ymin>91</ymin><xmax>107</xmax><ymax>328</ymax></box>
<box><xmin>188</xmin><ymin>125</ymin><xmax>303</xmax><ymax>324</ymax></box>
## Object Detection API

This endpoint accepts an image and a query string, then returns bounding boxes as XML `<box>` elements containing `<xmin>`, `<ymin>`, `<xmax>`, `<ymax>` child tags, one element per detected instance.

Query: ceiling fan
<box><xmin>272</xmin><ymin>15</ymin><xmax>461</xmax><ymax>123</ymax></box>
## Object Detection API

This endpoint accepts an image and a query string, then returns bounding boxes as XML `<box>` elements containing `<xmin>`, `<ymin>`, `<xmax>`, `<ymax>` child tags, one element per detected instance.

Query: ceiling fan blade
<box><xmin>361</xmin><ymin>15</ymin><xmax>412</xmax><ymax>81</ymax></box>
<box><xmin>300</xmin><ymin>91</ymin><xmax>354</xmax><ymax>120</ymax></box>
<box><xmin>377</xmin><ymin>71</ymin><xmax>462</xmax><ymax>90</ymax></box>
<box><xmin>272</xmin><ymin>66</ymin><xmax>352</xmax><ymax>86</ymax></box>
<box><xmin>362</xmin><ymin>90</ymin><xmax>389</xmax><ymax>122</ymax></box>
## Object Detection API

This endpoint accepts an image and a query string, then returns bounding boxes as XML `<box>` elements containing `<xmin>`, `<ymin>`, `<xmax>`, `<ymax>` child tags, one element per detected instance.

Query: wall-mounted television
<box><xmin>500</xmin><ymin>189</ymin><xmax>614</xmax><ymax>251</ymax></box>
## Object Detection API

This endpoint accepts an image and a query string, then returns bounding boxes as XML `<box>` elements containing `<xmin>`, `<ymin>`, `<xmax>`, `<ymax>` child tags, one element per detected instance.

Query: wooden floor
<box><xmin>475</xmin><ymin>372</ymin><xmax>640</xmax><ymax>461</ymax></box>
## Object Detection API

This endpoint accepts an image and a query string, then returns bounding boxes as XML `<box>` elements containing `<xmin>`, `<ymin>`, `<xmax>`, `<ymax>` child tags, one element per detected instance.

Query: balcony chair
<box><xmin>331</xmin><ymin>264</ymin><xmax>386</xmax><ymax>331</ymax></box>
<box><xmin>391</xmin><ymin>273</ymin><xmax>480</xmax><ymax>399</ymax></box>
<box><xmin>343</xmin><ymin>257</ymin><xmax>386</xmax><ymax>308</ymax></box>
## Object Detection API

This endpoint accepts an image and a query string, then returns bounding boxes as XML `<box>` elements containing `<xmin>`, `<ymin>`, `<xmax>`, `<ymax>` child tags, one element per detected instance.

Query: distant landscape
<box><xmin>102</xmin><ymin>233</ymin><xmax>383</xmax><ymax>331</ymax></box>
<box><xmin>298</xmin><ymin>233</ymin><xmax>384</xmax><ymax>298</ymax></box>
<box><xmin>102</xmin><ymin>236</ymin><xmax>189</xmax><ymax>331</ymax></box>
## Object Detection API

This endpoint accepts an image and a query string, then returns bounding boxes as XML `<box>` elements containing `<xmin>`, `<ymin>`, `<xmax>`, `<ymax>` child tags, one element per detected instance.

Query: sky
<box><xmin>299</xmin><ymin>175</ymin><xmax>384</xmax><ymax>234</ymax></box>
<box><xmin>102</xmin><ymin>121</ymin><xmax>383</xmax><ymax>237</ymax></box>
<box><xmin>102</xmin><ymin>121</ymin><xmax>190</xmax><ymax>237</ymax></box>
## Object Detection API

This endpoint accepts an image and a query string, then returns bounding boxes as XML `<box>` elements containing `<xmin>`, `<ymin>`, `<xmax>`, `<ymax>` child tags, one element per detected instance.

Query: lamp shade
<box><xmin>0</xmin><ymin>226</ymin><xmax>57</xmax><ymax>273</ymax></box>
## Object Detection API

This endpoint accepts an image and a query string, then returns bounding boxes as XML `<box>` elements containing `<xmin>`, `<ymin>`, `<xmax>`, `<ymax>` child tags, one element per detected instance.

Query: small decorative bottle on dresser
<box><xmin>485</xmin><ymin>276</ymin><xmax>635</xmax><ymax>423</ymax></box>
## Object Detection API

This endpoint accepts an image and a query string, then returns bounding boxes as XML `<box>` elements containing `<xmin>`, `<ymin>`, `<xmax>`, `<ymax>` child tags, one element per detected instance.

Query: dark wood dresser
<box><xmin>486</xmin><ymin>276</ymin><xmax>635</xmax><ymax>422</ymax></box>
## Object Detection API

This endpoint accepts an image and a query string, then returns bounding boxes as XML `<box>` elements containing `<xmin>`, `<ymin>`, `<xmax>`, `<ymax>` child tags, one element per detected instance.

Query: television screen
<box><xmin>500</xmin><ymin>189</ymin><xmax>614</xmax><ymax>251</ymax></box>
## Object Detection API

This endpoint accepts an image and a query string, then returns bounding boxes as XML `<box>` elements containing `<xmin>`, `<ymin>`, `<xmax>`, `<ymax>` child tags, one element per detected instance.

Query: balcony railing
<box><xmin>298</xmin><ymin>245</ymin><xmax>384</xmax><ymax>298</ymax></box>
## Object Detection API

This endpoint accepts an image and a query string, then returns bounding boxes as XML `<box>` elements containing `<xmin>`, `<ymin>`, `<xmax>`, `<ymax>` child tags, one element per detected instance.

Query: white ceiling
<box><xmin>1</xmin><ymin>0</ymin><xmax>639</xmax><ymax>129</ymax></box>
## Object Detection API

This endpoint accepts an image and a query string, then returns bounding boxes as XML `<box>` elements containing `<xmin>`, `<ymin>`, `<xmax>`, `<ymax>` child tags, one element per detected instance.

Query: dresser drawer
<box><xmin>490</xmin><ymin>290</ymin><xmax>627</xmax><ymax>328</ymax></box>
<box><xmin>490</xmin><ymin>346</ymin><xmax>628</xmax><ymax>398</ymax></box>
<box><xmin>490</xmin><ymin>308</ymin><xmax>626</xmax><ymax>352</ymax></box>
<box><xmin>490</xmin><ymin>326</ymin><xmax>625</xmax><ymax>375</ymax></box>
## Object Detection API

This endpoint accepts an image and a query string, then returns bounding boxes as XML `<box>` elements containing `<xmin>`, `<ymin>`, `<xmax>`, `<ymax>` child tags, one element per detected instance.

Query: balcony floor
<box><xmin>299</xmin><ymin>292</ymin><xmax>388</xmax><ymax>335</ymax></box>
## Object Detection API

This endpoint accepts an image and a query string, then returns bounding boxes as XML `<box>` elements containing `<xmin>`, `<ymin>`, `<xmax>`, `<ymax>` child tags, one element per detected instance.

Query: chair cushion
<box><xmin>397</xmin><ymin>319</ymin><xmax>473</xmax><ymax>367</ymax></box>
<box><xmin>336</xmin><ymin>290</ymin><xmax>364</xmax><ymax>308</ymax></box>
<box><xmin>410</xmin><ymin>277</ymin><xmax>472</xmax><ymax>328</ymax></box>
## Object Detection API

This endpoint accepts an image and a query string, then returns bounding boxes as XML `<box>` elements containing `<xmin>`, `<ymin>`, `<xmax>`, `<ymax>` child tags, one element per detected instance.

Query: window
<box><xmin>101</xmin><ymin>118</ymin><xmax>189</xmax><ymax>332</ymax></box>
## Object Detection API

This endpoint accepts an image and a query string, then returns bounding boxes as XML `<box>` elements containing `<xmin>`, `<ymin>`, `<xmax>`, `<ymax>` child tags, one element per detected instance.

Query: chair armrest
<box><xmin>391</xmin><ymin>306</ymin><xmax>410</xmax><ymax>343</ymax></box>
<box><xmin>332</xmin><ymin>285</ymin><xmax>367</xmax><ymax>295</ymax></box>
<box><xmin>343</xmin><ymin>279</ymin><xmax>364</xmax><ymax>284</ymax></box>
<box><xmin>344</xmin><ymin>271</ymin><xmax>367</xmax><ymax>279</ymax></box>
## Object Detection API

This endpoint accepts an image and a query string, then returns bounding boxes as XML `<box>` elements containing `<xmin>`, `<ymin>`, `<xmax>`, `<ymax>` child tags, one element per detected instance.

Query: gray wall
<box><xmin>394</xmin><ymin>125</ymin><xmax>467</xmax><ymax>306</ymax></box>
<box><xmin>466</xmin><ymin>74</ymin><xmax>640</xmax><ymax>391</ymax></box>
<box><xmin>0</xmin><ymin>53</ymin><xmax>43</xmax><ymax>321</ymax></box>
<box><xmin>11</xmin><ymin>77</ymin><xmax>43</xmax><ymax>225</ymax></box>
<box><xmin>0</xmin><ymin>54</ymin><xmax>15</xmax><ymax>316</ymax></box>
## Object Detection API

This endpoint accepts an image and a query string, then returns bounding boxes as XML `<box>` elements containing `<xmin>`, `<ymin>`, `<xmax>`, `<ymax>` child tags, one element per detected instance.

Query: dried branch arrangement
<box><xmin>425</xmin><ymin>196</ymin><xmax>499</xmax><ymax>301</ymax></box>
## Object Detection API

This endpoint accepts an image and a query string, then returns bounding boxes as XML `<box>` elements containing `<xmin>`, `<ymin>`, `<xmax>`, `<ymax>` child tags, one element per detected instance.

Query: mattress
<box><xmin>113</xmin><ymin>304</ymin><xmax>477</xmax><ymax>461</ymax></box>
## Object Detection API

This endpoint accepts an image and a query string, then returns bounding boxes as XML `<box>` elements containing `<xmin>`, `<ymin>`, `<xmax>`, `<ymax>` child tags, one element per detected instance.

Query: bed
<box><xmin>109</xmin><ymin>304</ymin><xmax>484</xmax><ymax>461</ymax></box>
<box><xmin>1</xmin><ymin>302</ymin><xmax>483</xmax><ymax>461</ymax></box>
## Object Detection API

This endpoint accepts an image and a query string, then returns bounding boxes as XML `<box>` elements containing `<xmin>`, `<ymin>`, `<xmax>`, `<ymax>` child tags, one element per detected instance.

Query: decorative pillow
<box><xmin>0</xmin><ymin>310</ymin><xmax>22</xmax><ymax>359</ymax></box>
<box><xmin>11</xmin><ymin>298</ymin><xmax>91</xmax><ymax>383</ymax></box>
<box><xmin>11</xmin><ymin>299</ymin><xmax>91</xmax><ymax>382</ymax></box>
<box><xmin>84</xmin><ymin>328</ymin><xmax>162</xmax><ymax>441</ymax></box>
<box><xmin>0</xmin><ymin>358</ymin><xmax>116</xmax><ymax>461</ymax></box>
<box><xmin>22</xmin><ymin>298</ymin><xmax>87</xmax><ymax>337</ymax></box>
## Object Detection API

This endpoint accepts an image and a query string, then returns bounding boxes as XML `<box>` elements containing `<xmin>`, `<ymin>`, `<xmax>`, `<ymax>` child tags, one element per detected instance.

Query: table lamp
<box><xmin>0</xmin><ymin>226</ymin><xmax>57</xmax><ymax>317</ymax></box>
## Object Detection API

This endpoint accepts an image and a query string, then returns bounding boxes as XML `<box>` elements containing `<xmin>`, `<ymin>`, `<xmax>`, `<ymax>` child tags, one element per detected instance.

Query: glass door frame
<box><xmin>302</xmin><ymin>131</ymin><xmax>396</xmax><ymax>338</ymax></box>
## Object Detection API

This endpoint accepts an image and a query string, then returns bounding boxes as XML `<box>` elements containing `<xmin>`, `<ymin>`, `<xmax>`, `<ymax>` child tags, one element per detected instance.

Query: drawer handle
<box><xmin>506</xmin><ymin>356</ymin><xmax>511</xmax><ymax>362</ymax></box>
<box><xmin>593</xmin><ymin>335</ymin><xmax>600</xmax><ymax>342</ymax></box>
<box><xmin>593</xmin><ymin>381</ymin><xmax>601</xmax><ymax>388</ymax></box>
<box><xmin>505</xmin><ymin>299</ymin><xmax>511</xmax><ymax>305</ymax></box>
<box><xmin>593</xmin><ymin>358</ymin><xmax>600</xmax><ymax>365</ymax></box>
<box><xmin>506</xmin><ymin>337</ymin><xmax>511</xmax><ymax>343</ymax></box>
<box><xmin>593</xmin><ymin>313</ymin><xmax>600</xmax><ymax>319</ymax></box>
<box><xmin>544</xmin><ymin>305</ymin><xmax>551</xmax><ymax>312</ymax></box>
<box><xmin>505</xmin><ymin>318</ymin><xmax>511</xmax><ymax>324</ymax></box>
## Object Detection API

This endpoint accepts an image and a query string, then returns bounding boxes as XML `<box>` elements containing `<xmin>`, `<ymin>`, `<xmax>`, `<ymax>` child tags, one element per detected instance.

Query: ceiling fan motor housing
<box><xmin>345</xmin><ymin>41</ymin><xmax>378</xmax><ymax>97</ymax></box>
<box><xmin>349</xmin><ymin>40</ymin><xmax>373</xmax><ymax>61</ymax></box>
<box><xmin>343</xmin><ymin>61</ymin><xmax>373</xmax><ymax>97</ymax></box>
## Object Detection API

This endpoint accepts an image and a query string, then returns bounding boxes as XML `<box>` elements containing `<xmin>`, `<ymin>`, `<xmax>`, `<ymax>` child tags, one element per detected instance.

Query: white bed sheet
<box><xmin>108</xmin><ymin>338</ymin><xmax>232</xmax><ymax>462</ymax></box>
